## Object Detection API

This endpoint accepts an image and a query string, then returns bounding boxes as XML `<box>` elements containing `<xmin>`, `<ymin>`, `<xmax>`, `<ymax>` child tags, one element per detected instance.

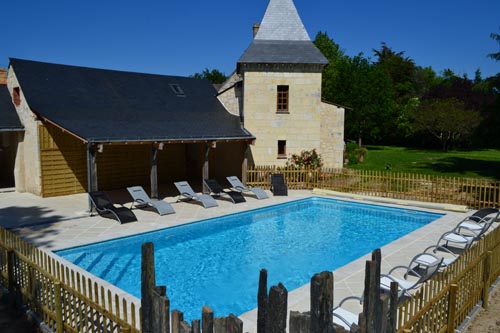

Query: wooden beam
<box><xmin>202</xmin><ymin>144</ymin><xmax>211</xmax><ymax>193</ymax></box>
<box><xmin>242</xmin><ymin>143</ymin><xmax>249</xmax><ymax>184</ymax></box>
<box><xmin>150</xmin><ymin>145</ymin><xmax>159</xmax><ymax>199</ymax></box>
<box><xmin>86</xmin><ymin>143</ymin><xmax>98</xmax><ymax>212</ymax></box>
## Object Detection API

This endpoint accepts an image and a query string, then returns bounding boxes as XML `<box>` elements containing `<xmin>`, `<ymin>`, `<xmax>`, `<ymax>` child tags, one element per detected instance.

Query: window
<box><xmin>12</xmin><ymin>87</ymin><xmax>21</xmax><ymax>106</ymax></box>
<box><xmin>277</xmin><ymin>140</ymin><xmax>287</xmax><ymax>158</ymax></box>
<box><xmin>169</xmin><ymin>83</ymin><xmax>185</xmax><ymax>97</ymax></box>
<box><xmin>276</xmin><ymin>85</ymin><xmax>289</xmax><ymax>113</ymax></box>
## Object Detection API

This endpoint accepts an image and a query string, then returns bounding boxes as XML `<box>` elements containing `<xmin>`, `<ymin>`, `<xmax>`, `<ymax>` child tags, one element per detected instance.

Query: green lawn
<box><xmin>346</xmin><ymin>145</ymin><xmax>500</xmax><ymax>180</ymax></box>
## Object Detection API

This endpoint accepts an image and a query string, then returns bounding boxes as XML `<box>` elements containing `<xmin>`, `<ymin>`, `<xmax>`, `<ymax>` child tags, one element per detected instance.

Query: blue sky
<box><xmin>2</xmin><ymin>0</ymin><xmax>499</xmax><ymax>79</ymax></box>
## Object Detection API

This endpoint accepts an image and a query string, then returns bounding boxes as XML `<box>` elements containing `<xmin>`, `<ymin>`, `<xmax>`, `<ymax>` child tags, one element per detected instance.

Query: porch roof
<box><xmin>10</xmin><ymin>58</ymin><xmax>254</xmax><ymax>143</ymax></box>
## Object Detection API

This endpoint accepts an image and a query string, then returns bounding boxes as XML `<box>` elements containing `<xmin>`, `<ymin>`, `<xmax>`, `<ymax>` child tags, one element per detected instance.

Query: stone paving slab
<box><xmin>0</xmin><ymin>189</ymin><xmax>477</xmax><ymax>332</ymax></box>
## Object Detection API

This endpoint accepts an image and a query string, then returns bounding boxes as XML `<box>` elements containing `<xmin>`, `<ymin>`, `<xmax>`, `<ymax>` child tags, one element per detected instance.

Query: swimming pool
<box><xmin>56</xmin><ymin>197</ymin><xmax>442</xmax><ymax>321</ymax></box>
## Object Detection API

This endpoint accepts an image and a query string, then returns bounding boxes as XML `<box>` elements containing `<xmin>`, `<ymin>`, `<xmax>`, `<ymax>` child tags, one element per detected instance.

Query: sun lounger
<box><xmin>89</xmin><ymin>191</ymin><xmax>137</xmax><ymax>223</ymax></box>
<box><xmin>127</xmin><ymin>186</ymin><xmax>175</xmax><ymax>215</ymax></box>
<box><xmin>454</xmin><ymin>208</ymin><xmax>499</xmax><ymax>233</ymax></box>
<box><xmin>332</xmin><ymin>296</ymin><xmax>362</xmax><ymax>330</ymax></box>
<box><xmin>174</xmin><ymin>181</ymin><xmax>218</xmax><ymax>208</ymax></box>
<box><xmin>380</xmin><ymin>255</ymin><xmax>443</xmax><ymax>300</ymax></box>
<box><xmin>270</xmin><ymin>173</ymin><xmax>288</xmax><ymax>196</ymax></box>
<box><xmin>439</xmin><ymin>209</ymin><xmax>499</xmax><ymax>249</ymax></box>
<box><xmin>203</xmin><ymin>179</ymin><xmax>246</xmax><ymax>204</ymax></box>
<box><xmin>226</xmin><ymin>176</ymin><xmax>269</xmax><ymax>200</ymax></box>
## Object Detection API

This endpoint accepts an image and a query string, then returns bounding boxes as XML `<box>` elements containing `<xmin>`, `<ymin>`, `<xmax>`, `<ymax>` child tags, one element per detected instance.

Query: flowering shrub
<box><xmin>286</xmin><ymin>149</ymin><xmax>323</xmax><ymax>169</ymax></box>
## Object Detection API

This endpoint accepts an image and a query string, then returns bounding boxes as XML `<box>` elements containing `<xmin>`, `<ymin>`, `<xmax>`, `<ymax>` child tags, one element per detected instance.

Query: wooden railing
<box><xmin>397</xmin><ymin>222</ymin><xmax>500</xmax><ymax>332</ymax></box>
<box><xmin>247</xmin><ymin>166</ymin><xmax>500</xmax><ymax>209</ymax></box>
<box><xmin>0</xmin><ymin>228</ymin><xmax>140</xmax><ymax>333</ymax></box>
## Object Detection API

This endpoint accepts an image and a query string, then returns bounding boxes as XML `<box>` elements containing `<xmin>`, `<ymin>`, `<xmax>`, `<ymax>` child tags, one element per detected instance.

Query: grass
<box><xmin>346</xmin><ymin>145</ymin><xmax>500</xmax><ymax>180</ymax></box>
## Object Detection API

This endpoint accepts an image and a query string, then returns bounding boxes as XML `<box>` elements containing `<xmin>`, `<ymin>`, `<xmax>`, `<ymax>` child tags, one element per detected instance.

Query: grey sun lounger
<box><xmin>174</xmin><ymin>181</ymin><xmax>218</xmax><ymax>208</ymax></box>
<box><xmin>270</xmin><ymin>173</ymin><xmax>288</xmax><ymax>196</ymax></box>
<box><xmin>204</xmin><ymin>179</ymin><xmax>246</xmax><ymax>204</ymax></box>
<box><xmin>226</xmin><ymin>176</ymin><xmax>269</xmax><ymax>200</ymax></box>
<box><xmin>127</xmin><ymin>186</ymin><xmax>175</xmax><ymax>215</ymax></box>
<box><xmin>89</xmin><ymin>191</ymin><xmax>137</xmax><ymax>223</ymax></box>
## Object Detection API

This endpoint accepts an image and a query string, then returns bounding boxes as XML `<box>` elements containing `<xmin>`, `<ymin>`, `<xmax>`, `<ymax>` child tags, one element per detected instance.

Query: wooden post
<box><xmin>54</xmin><ymin>281</ymin><xmax>63</xmax><ymax>333</ymax></box>
<box><xmin>202</xmin><ymin>306</ymin><xmax>214</xmax><ymax>333</ymax></box>
<box><xmin>371</xmin><ymin>249</ymin><xmax>382</xmax><ymax>333</ymax></box>
<box><xmin>267</xmin><ymin>283</ymin><xmax>288</xmax><ymax>333</ymax></box>
<box><xmin>141</xmin><ymin>242</ymin><xmax>156</xmax><ymax>333</ymax></box>
<box><xmin>7</xmin><ymin>249</ymin><xmax>15</xmax><ymax>294</ymax></box>
<box><xmin>242</xmin><ymin>144</ymin><xmax>249</xmax><ymax>184</ymax></box>
<box><xmin>225</xmin><ymin>315</ymin><xmax>243</xmax><ymax>333</ymax></box>
<box><xmin>482</xmin><ymin>251</ymin><xmax>492</xmax><ymax>310</ymax></box>
<box><xmin>214</xmin><ymin>317</ymin><xmax>227</xmax><ymax>333</ymax></box>
<box><xmin>258</xmin><ymin>269</ymin><xmax>268</xmax><ymax>333</ymax></box>
<box><xmin>289</xmin><ymin>311</ymin><xmax>310</xmax><ymax>333</ymax></box>
<box><xmin>310</xmin><ymin>271</ymin><xmax>333</xmax><ymax>333</ymax></box>
<box><xmin>362</xmin><ymin>260</ymin><xmax>380</xmax><ymax>333</ymax></box>
<box><xmin>151</xmin><ymin>145</ymin><xmax>159</xmax><ymax>199</ymax></box>
<box><xmin>388</xmin><ymin>282</ymin><xmax>399</xmax><ymax>333</ymax></box>
<box><xmin>203</xmin><ymin>144</ymin><xmax>211</xmax><ymax>193</ymax></box>
<box><xmin>447</xmin><ymin>284</ymin><xmax>458</xmax><ymax>333</ymax></box>
<box><xmin>152</xmin><ymin>286</ymin><xmax>170</xmax><ymax>333</ymax></box>
<box><xmin>172</xmin><ymin>310</ymin><xmax>182</xmax><ymax>333</ymax></box>
<box><xmin>86</xmin><ymin>143</ymin><xmax>98</xmax><ymax>212</ymax></box>
<box><xmin>379</xmin><ymin>294</ymin><xmax>389</xmax><ymax>333</ymax></box>
<box><xmin>192</xmin><ymin>320</ymin><xmax>201</xmax><ymax>333</ymax></box>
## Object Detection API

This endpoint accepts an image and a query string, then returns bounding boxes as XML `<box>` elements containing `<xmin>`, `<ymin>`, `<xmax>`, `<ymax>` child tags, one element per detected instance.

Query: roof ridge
<box><xmin>254</xmin><ymin>0</ymin><xmax>310</xmax><ymax>41</ymax></box>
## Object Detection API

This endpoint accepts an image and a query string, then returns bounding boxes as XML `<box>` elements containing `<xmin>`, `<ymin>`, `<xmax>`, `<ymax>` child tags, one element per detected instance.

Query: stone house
<box><xmin>0</xmin><ymin>0</ymin><xmax>344</xmax><ymax>197</ymax></box>
<box><xmin>218</xmin><ymin>0</ymin><xmax>345</xmax><ymax>168</ymax></box>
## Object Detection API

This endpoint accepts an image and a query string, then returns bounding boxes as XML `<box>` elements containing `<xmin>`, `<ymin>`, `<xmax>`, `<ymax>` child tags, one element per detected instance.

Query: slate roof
<box><xmin>9</xmin><ymin>58</ymin><xmax>254</xmax><ymax>143</ymax></box>
<box><xmin>238</xmin><ymin>0</ymin><xmax>328</xmax><ymax>67</ymax></box>
<box><xmin>0</xmin><ymin>84</ymin><xmax>23</xmax><ymax>132</ymax></box>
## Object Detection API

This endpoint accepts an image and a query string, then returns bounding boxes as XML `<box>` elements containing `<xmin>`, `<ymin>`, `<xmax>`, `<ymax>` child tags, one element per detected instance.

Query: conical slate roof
<box><xmin>238</xmin><ymin>0</ymin><xmax>328</xmax><ymax>68</ymax></box>
<box><xmin>254</xmin><ymin>0</ymin><xmax>310</xmax><ymax>41</ymax></box>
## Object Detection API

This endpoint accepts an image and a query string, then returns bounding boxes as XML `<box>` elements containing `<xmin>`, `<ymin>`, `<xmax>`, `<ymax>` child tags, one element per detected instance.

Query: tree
<box><xmin>191</xmin><ymin>68</ymin><xmax>227</xmax><ymax>84</ymax></box>
<box><xmin>412</xmin><ymin>99</ymin><xmax>481</xmax><ymax>151</ymax></box>
<box><xmin>487</xmin><ymin>28</ymin><xmax>500</xmax><ymax>62</ymax></box>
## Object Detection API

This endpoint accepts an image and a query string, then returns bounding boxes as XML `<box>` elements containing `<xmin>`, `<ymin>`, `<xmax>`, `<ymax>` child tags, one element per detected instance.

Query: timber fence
<box><xmin>2</xmin><ymin>205</ymin><xmax>500</xmax><ymax>332</ymax></box>
<box><xmin>247</xmin><ymin>166</ymin><xmax>500</xmax><ymax>209</ymax></box>
<box><xmin>0</xmin><ymin>228</ymin><xmax>140</xmax><ymax>333</ymax></box>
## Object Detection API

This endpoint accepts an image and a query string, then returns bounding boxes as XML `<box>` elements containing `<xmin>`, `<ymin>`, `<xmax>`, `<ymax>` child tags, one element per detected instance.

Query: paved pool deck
<box><xmin>0</xmin><ymin>189</ymin><xmax>476</xmax><ymax>332</ymax></box>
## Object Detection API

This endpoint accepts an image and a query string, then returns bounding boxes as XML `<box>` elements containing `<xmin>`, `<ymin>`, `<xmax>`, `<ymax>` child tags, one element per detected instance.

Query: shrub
<box><xmin>286</xmin><ymin>149</ymin><xmax>323</xmax><ymax>169</ymax></box>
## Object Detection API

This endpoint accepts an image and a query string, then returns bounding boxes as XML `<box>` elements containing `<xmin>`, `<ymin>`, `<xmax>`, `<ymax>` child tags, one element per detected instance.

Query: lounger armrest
<box><xmin>387</xmin><ymin>265</ymin><xmax>421</xmax><ymax>278</ymax></box>
<box><xmin>338</xmin><ymin>295</ymin><xmax>363</xmax><ymax>307</ymax></box>
<box><xmin>424</xmin><ymin>244</ymin><xmax>457</xmax><ymax>257</ymax></box>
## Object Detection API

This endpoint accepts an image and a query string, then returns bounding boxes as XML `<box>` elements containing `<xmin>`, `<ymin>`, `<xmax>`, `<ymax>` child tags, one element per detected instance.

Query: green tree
<box><xmin>413</xmin><ymin>98</ymin><xmax>481</xmax><ymax>151</ymax></box>
<box><xmin>191</xmin><ymin>68</ymin><xmax>227</xmax><ymax>84</ymax></box>
<box><xmin>488</xmin><ymin>28</ymin><xmax>500</xmax><ymax>62</ymax></box>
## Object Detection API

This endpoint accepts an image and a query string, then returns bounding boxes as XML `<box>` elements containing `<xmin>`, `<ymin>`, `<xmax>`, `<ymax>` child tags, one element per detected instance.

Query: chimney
<box><xmin>253</xmin><ymin>23</ymin><xmax>260</xmax><ymax>38</ymax></box>
<box><xmin>0</xmin><ymin>68</ymin><xmax>6</xmax><ymax>85</ymax></box>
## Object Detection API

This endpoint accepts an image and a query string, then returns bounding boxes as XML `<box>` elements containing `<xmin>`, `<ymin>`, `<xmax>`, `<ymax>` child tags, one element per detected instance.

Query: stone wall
<box><xmin>7</xmin><ymin>67</ymin><xmax>42</xmax><ymax>195</ymax></box>
<box><xmin>217</xmin><ymin>71</ymin><xmax>243</xmax><ymax>118</ymax></box>
<box><xmin>242</xmin><ymin>70</ymin><xmax>343</xmax><ymax>167</ymax></box>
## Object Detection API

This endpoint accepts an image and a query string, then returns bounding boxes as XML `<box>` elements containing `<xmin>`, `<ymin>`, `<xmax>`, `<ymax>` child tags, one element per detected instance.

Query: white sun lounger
<box><xmin>226</xmin><ymin>176</ymin><xmax>269</xmax><ymax>200</ymax></box>
<box><xmin>127</xmin><ymin>186</ymin><xmax>175</xmax><ymax>216</ymax></box>
<box><xmin>174</xmin><ymin>181</ymin><xmax>218</xmax><ymax>208</ymax></box>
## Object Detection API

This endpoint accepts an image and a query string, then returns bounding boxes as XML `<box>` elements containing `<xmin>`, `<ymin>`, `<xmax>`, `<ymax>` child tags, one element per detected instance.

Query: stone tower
<box><xmin>218</xmin><ymin>0</ymin><xmax>344</xmax><ymax>168</ymax></box>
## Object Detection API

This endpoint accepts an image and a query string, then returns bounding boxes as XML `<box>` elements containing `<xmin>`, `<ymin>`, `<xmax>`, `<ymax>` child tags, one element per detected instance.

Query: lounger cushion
<box><xmin>333</xmin><ymin>307</ymin><xmax>358</xmax><ymax>330</ymax></box>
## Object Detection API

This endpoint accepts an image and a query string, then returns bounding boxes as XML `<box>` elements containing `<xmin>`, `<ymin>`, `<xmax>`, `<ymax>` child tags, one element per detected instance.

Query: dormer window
<box><xmin>13</xmin><ymin>87</ymin><xmax>21</xmax><ymax>106</ymax></box>
<box><xmin>170</xmin><ymin>83</ymin><xmax>185</xmax><ymax>97</ymax></box>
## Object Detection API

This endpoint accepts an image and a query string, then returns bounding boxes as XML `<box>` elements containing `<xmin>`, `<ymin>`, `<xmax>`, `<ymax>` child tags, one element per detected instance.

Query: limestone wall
<box><xmin>319</xmin><ymin>102</ymin><xmax>345</xmax><ymax>168</ymax></box>
<box><xmin>217</xmin><ymin>72</ymin><xmax>243</xmax><ymax>118</ymax></box>
<box><xmin>7</xmin><ymin>68</ymin><xmax>43</xmax><ymax>195</ymax></box>
<box><xmin>242</xmin><ymin>71</ymin><xmax>344</xmax><ymax>167</ymax></box>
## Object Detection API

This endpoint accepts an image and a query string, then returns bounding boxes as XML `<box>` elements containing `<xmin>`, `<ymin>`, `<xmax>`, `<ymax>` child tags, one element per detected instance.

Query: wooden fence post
<box><xmin>310</xmin><ymin>271</ymin><xmax>333</xmax><ymax>333</ymax></box>
<box><xmin>152</xmin><ymin>286</ymin><xmax>170</xmax><ymax>333</ymax></box>
<box><xmin>267</xmin><ymin>283</ymin><xmax>288</xmax><ymax>333</ymax></box>
<box><xmin>362</xmin><ymin>260</ymin><xmax>381</xmax><ymax>333</ymax></box>
<box><xmin>226</xmin><ymin>314</ymin><xmax>243</xmax><ymax>333</ymax></box>
<box><xmin>447</xmin><ymin>284</ymin><xmax>458</xmax><ymax>333</ymax></box>
<box><xmin>141</xmin><ymin>242</ymin><xmax>156</xmax><ymax>333</ymax></box>
<box><xmin>387</xmin><ymin>282</ymin><xmax>399</xmax><ymax>333</ymax></box>
<box><xmin>258</xmin><ymin>269</ymin><xmax>268</xmax><ymax>333</ymax></box>
<box><xmin>202</xmin><ymin>306</ymin><xmax>214</xmax><ymax>333</ymax></box>
<box><xmin>54</xmin><ymin>281</ymin><xmax>63</xmax><ymax>333</ymax></box>
<box><xmin>482</xmin><ymin>251</ymin><xmax>492</xmax><ymax>310</ymax></box>
<box><xmin>289</xmin><ymin>311</ymin><xmax>310</xmax><ymax>333</ymax></box>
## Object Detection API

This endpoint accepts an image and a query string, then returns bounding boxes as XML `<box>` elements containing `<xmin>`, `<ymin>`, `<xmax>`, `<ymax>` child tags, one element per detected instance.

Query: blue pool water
<box><xmin>56</xmin><ymin>197</ymin><xmax>442</xmax><ymax>321</ymax></box>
